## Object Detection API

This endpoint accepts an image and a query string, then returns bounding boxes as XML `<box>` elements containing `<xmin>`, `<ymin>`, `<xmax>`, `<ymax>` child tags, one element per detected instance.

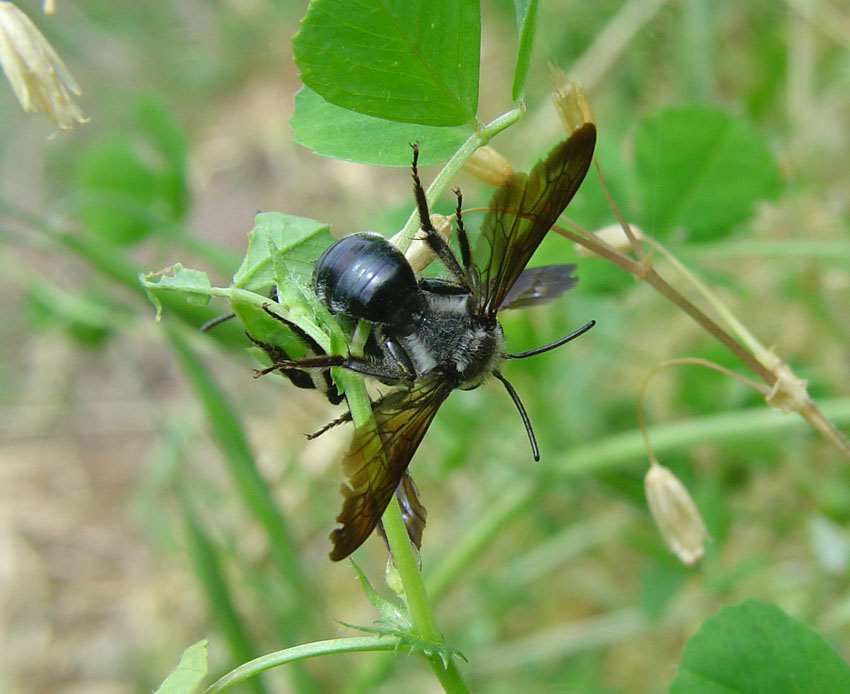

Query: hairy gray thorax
<box><xmin>396</xmin><ymin>292</ymin><xmax>505</xmax><ymax>388</ymax></box>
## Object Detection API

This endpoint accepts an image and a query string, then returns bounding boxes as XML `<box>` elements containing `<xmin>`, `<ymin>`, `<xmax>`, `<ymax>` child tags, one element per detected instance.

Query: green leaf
<box><xmin>178</xmin><ymin>493</ymin><xmax>266</xmax><ymax>694</ymax></box>
<box><xmin>76</xmin><ymin>135</ymin><xmax>161</xmax><ymax>245</ymax></box>
<box><xmin>229</xmin><ymin>212</ymin><xmax>353</xmax><ymax>376</ymax></box>
<box><xmin>668</xmin><ymin>599</ymin><xmax>850</xmax><ymax>693</ymax></box>
<box><xmin>232</xmin><ymin>212</ymin><xmax>333</xmax><ymax>292</ymax></box>
<box><xmin>74</xmin><ymin>99</ymin><xmax>190</xmax><ymax>245</ymax></box>
<box><xmin>291</xmin><ymin>87</ymin><xmax>472</xmax><ymax>166</ymax></box>
<box><xmin>135</xmin><ymin>95</ymin><xmax>190</xmax><ymax>220</ymax></box>
<box><xmin>153</xmin><ymin>639</ymin><xmax>208</xmax><ymax>694</ymax></box>
<box><xmin>292</xmin><ymin>0</ymin><xmax>480</xmax><ymax>126</ymax></box>
<box><xmin>349</xmin><ymin>559</ymin><xmax>410</xmax><ymax>630</ymax></box>
<box><xmin>634</xmin><ymin>105</ymin><xmax>782</xmax><ymax>241</ymax></box>
<box><xmin>25</xmin><ymin>280</ymin><xmax>122</xmax><ymax>347</ymax></box>
<box><xmin>141</xmin><ymin>264</ymin><xmax>213</xmax><ymax>319</ymax></box>
<box><xmin>511</xmin><ymin>0</ymin><xmax>539</xmax><ymax>101</ymax></box>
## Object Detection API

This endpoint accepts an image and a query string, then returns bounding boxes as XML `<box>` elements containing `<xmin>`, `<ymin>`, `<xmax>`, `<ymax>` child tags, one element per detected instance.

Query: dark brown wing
<box><xmin>376</xmin><ymin>470</ymin><xmax>428</xmax><ymax>552</ymax></box>
<box><xmin>474</xmin><ymin>123</ymin><xmax>596</xmax><ymax>315</ymax></box>
<box><xmin>329</xmin><ymin>376</ymin><xmax>451</xmax><ymax>561</ymax></box>
<box><xmin>396</xmin><ymin>471</ymin><xmax>427</xmax><ymax>549</ymax></box>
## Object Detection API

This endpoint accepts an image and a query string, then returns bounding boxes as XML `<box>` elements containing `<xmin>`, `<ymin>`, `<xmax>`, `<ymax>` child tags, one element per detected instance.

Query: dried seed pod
<box><xmin>645</xmin><ymin>462</ymin><xmax>708</xmax><ymax>566</ymax></box>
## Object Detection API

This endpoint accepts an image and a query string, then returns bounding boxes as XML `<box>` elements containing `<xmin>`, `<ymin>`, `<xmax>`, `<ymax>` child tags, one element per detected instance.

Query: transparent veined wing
<box><xmin>474</xmin><ymin>123</ymin><xmax>596</xmax><ymax>315</ymax></box>
<box><xmin>329</xmin><ymin>376</ymin><xmax>451</xmax><ymax>560</ymax></box>
<box><xmin>499</xmin><ymin>264</ymin><xmax>578</xmax><ymax>310</ymax></box>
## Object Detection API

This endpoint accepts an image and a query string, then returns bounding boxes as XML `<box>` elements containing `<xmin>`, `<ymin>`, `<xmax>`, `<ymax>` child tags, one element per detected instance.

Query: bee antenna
<box><xmin>505</xmin><ymin>320</ymin><xmax>595</xmax><ymax>359</ymax></box>
<box><xmin>493</xmin><ymin>370</ymin><xmax>539</xmax><ymax>461</ymax></box>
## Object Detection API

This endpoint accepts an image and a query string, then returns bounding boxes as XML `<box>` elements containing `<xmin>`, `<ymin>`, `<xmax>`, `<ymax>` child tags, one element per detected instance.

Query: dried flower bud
<box><xmin>401</xmin><ymin>213</ymin><xmax>453</xmax><ymax>275</ymax></box>
<box><xmin>0</xmin><ymin>2</ymin><xmax>87</xmax><ymax>129</ymax></box>
<box><xmin>549</xmin><ymin>65</ymin><xmax>595</xmax><ymax>135</ymax></box>
<box><xmin>462</xmin><ymin>145</ymin><xmax>514</xmax><ymax>187</ymax></box>
<box><xmin>644</xmin><ymin>463</ymin><xmax>707</xmax><ymax>566</ymax></box>
<box><xmin>576</xmin><ymin>223</ymin><xmax>645</xmax><ymax>256</ymax></box>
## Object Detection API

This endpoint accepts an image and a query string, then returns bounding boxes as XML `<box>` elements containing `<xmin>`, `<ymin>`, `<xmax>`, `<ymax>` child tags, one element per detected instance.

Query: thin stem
<box><xmin>639</xmin><ymin>270</ymin><xmax>777</xmax><ymax>384</ymax></box>
<box><xmin>551</xmin><ymin>221</ymin><xmax>776</xmax><ymax>385</ymax></box>
<box><xmin>593</xmin><ymin>157</ymin><xmax>646</xmax><ymax>262</ymax></box>
<box><xmin>554</xmin><ymin>218</ymin><xmax>640</xmax><ymax>273</ymax></box>
<box><xmin>557</xmin><ymin>194</ymin><xmax>850</xmax><ymax>462</ymax></box>
<box><xmin>647</xmin><ymin>238</ymin><xmax>774</xmax><ymax>364</ymax></box>
<box><xmin>636</xmin><ymin>357</ymin><xmax>772</xmax><ymax>464</ymax></box>
<box><xmin>203</xmin><ymin>637</ymin><xmax>402</xmax><ymax>694</ymax></box>
<box><xmin>383</xmin><ymin>501</ymin><xmax>440</xmax><ymax>641</ymax></box>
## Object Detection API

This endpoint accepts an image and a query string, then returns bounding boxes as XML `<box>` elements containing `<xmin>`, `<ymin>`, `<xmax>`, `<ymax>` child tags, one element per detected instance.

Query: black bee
<box><xmin>254</xmin><ymin>123</ymin><xmax>597</xmax><ymax>560</ymax></box>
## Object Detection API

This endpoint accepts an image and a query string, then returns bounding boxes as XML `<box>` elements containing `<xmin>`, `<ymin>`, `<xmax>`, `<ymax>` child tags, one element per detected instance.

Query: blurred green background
<box><xmin>1</xmin><ymin>1</ymin><xmax>849</xmax><ymax>693</ymax></box>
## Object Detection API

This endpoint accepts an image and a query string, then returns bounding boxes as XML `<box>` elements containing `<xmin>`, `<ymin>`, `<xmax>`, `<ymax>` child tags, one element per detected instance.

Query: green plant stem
<box><xmin>329</xmin><ymin>318</ymin><xmax>465</xmax><ymax>691</ymax></box>
<box><xmin>203</xmin><ymin>637</ymin><xmax>403</xmax><ymax>694</ymax></box>
<box><xmin>332</xmin><ymin>107</ymin><xmax>533</xmax><ymax>694</ymax></box>
<box><xmin>426</xmin><ymin>397</ymin><xmax>850</xmax><ymax>598</ymax></box>
<box><xmin>382</xmin><ymin>479</ymin><xmax>471</xmax><ymax>692</ymax></box>
<box><xmin>511</xmin><ymin>0</ymin><xmax>539</xmax><ymax>101</ymax></box>
<box><xmin>382</xmin><ymin>501</ymin><xmax>440</xmax><ymax>641</ymax></box>
<box><xmin>394</xmin><ymin>105</ymin><xmax>525</xmax><ymax>252</ymax></box>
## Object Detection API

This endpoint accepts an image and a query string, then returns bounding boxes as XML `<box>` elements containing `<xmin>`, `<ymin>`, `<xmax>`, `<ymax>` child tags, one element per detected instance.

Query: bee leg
<box><xmin>409</xmin><ymin>143</ymin><xmax>472</xmax><ymax>291</ymax></box>
<box><xmin>306</xmin><ymin>386</ymin><xmax>401</xmax><ymax>441</ymax></box>
<box><xmin>253</xmin><ymin>305</ymin><xmax>347</xmax><ymax>403</ymax></box>
<box><xmin>452</xmin><ymin>187</ymin><xmax>474</xmax><ymax>282</ymax></box>
<box><xmin>306</xmin><ymin>410</ymin><xmax>352</xmax><ymax>440</ymax></box>
<box><xmin>259</xmin><ymin>304</ymin><xmax>324</xmax><ymax>356</ymax></box>
<box><xmin>255</xmin><ymin>352</ymin><xmax>413</xmax><ymax>387</ymax></box>
<box><xmin>245</xmin><ymin>331</ymin><xmax>319</xmax><ymax>392</ymax></box>
<box><xmin>247</xmin><ymin>324</ymin><xmax>344</xmax><ymax>406</ymax></box>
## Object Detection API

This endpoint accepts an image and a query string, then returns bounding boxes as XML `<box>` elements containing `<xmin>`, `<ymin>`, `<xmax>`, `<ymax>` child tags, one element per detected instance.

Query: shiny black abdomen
<box><xmin>312</xmin><ymin>232</ymin><xmax>419</xmax><ymax>324</ymax></box>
